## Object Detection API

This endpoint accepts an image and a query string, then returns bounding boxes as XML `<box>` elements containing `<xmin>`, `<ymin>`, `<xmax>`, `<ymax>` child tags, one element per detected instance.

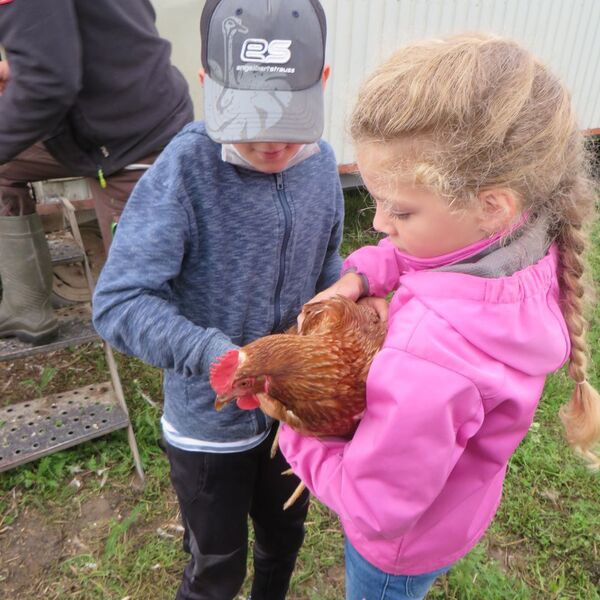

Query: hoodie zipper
<box><xmin>273</xmin><ymin>172</ymin><xmax>291</xmax><ymax>332</ymax></box>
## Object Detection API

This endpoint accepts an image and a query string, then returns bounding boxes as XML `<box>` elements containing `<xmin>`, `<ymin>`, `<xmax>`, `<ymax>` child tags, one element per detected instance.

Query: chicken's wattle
<box><xmin>237</xmin><ymin>394</ymin><xmax>261</xmax><ymax>410</ymax></box>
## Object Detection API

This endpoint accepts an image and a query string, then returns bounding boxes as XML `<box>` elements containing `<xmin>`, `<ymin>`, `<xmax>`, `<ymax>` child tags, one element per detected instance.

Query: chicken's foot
<box><xmin>283</xmin><ymin>482</ymin><xmax>306</xmax><ymax>511</ymax></box>
<box><xmin>281</xmin><ymin>468</ymin><xmax>307</xmax><ymax>510</ymax></box>
<box><xmin>270</xmin><ymin>423</ymin><xmax>280</xmax><ymax>459</ymax></box>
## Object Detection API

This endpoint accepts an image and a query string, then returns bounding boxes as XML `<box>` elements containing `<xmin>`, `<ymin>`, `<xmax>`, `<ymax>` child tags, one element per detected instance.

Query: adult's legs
<box><xmin>249</xmin><ymin>426</ymin><xmax>310</xmax><ymax>600</ymax></box>
<box><xmin>86</xmin><ymin>152</ymin><xmax>159</xmax><ymax>253</ymax></box>
<box><xmin>0</xmin><ymin>143</ymin><xmax>159</xmax><ymax>342</ymax></box>
<box><xmin>0</xmin><ymin>142</ymin><xmax>159</xmax><ymax>250</ymax></box>
<box><xmin>0</xmin><ymin>144</ymin><xmax>71</xmax><ymax>343</ymax></box>
<box><xmin>0</xmin><ymin>143</ymin><xmax>72</xmax><ymax>216</ymax></box>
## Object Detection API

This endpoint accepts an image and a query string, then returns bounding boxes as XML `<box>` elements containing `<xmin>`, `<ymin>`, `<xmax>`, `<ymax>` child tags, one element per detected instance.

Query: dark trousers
<box><xmin>165</xmin><ymin>426</ymin><xmax>310</xmax><ymax>600</ymax></box>
<box><xmin>0</xmin><ymin>143</ymin><xmax>158</xmax><ymax>252</ymax></box>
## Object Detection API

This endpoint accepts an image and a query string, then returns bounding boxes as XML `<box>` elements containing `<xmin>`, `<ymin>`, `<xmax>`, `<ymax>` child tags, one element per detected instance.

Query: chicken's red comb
<box><xmin>209</xmin><ymin>349</ymin><xmax>240</xmax><ymax>394</ymax></box>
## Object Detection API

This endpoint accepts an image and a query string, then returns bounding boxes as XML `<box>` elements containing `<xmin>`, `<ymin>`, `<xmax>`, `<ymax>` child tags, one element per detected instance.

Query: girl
<box><xmin>277</xmin><ymin>34</ymin><xmax>600</xmax><ymax>599</ymax></box>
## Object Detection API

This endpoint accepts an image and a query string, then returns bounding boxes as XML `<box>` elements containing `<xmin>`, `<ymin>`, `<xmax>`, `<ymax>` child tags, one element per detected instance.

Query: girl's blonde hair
<box><xmin>350</xmin><ymin>33</ymin><xmax>600</xmax><ymax>466</ymax></box>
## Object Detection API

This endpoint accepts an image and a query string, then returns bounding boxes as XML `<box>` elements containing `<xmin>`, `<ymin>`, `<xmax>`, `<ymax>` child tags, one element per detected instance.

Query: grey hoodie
<box><xmin>93</xmin><ymin>122</ymin><xmax>344</xmax><ymax>444</ymax></box>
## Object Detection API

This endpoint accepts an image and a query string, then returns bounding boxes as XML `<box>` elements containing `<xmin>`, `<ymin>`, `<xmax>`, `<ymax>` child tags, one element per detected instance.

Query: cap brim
<box><xmin>204</xmin><ymin>75</ymin><xmax>324</xmax><ymax>144</ymax></box>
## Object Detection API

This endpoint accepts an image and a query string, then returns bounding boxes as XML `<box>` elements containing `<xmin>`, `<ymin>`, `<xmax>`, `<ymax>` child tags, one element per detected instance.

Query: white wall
<box><xmin>152</xmin><ymin>0</ymin><xmax>205</xmax><ymax>119</ymax></box>
<box><xmin>153</xmin><ymin>0</ymin><xmax>600</xmax><ymax>167</ymax></box>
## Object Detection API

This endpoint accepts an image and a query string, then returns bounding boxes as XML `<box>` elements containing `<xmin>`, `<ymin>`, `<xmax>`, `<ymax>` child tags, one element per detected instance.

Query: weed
<box><xmin>22</xmin><ymin>366</ymin><xmax>58</xmax><ymax>396</ymax></box>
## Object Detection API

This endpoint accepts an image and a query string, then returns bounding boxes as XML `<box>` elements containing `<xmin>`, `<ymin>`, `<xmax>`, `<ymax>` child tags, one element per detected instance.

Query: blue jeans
<box><xmin>345</xmin><ymin>538</ymin><xmax>451</xmax><ymax>600</ymax></box>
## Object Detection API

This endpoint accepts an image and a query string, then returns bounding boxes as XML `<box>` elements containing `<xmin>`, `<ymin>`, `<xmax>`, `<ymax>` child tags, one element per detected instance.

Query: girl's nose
<box><xmin>373</xmin><ymin>202</ymin><xmax>394</xmax><ymax>235</ymax></box>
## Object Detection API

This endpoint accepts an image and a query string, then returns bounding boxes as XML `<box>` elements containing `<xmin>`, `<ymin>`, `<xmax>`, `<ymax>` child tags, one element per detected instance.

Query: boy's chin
<box><xmin>247</xmin><ymin>158</ymin><xmax>293</xmax><ymax>173</ymax></box>
<box><xmin>254</xmin><ymin>163</ymin><xmax>289</xmax><ymax>174</ymax></box>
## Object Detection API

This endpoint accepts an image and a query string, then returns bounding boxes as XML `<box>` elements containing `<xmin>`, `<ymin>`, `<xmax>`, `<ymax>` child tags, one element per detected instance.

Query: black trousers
<box><xmin>165</xmin><ymin>426</ymin><xmax>310</xmax><ymax>600</ymax></box>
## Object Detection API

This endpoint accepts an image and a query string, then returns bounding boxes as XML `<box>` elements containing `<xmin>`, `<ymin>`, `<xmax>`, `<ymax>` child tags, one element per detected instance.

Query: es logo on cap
<box><xmin>240</xmin><ymin>39</ymin><xmax>292</xmax><ymax>64</ymax></box>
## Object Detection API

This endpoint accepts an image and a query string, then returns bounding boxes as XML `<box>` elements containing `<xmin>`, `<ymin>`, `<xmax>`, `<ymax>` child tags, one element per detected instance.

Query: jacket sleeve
<box><xmin>279</xmin><ymin>349</ymin><xmax>483</xmax><ymax>540</ymax></box>
<box><xmin>0</xmin><ymin>0</ymin><xmax>82</xmax><ymax>163</ymax></box>
<box><xmin>316</xmin><ymin>173</ymin><xmax>345</xmax><ymax>291</ymax></box>
<box><xmin>342</xmin><ymin>238</ymin><xmax>402</xmax><ymax>297</ymax></box>
<box><xmin>92</xmin><ymin>165</ymin><xmax>236</xmax><ymax>377</ymax></box>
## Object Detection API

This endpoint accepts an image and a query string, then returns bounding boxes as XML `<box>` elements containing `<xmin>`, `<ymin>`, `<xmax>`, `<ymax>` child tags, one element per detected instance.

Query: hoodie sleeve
<box><xmin>0</xmin><ymin>0</ymin><xmax>82</xmax><ymax>163</ymax></box>
<box><xmin>279</xmin><ymin>349</ymin><xmax>483</xmax><ymax>540</ymax></box>
<box><xmin>342</xmin><ymin>238</ymin><xmax>402</xmax><ymax>297</ymax></box>
<box><xmin>92</xmin><ymin>162</ymin><xmax>236</xmax><ymax>377</ymax></box>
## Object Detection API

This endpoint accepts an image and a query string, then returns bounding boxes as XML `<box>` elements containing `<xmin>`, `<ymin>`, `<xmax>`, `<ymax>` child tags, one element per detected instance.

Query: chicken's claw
<box><xmin>270</xmin><ymin>424</ymin><xmax>281</xmax><ymax>459</ymax></box>
<box><xmin>283</xmin><ymin>482</ymin><xmax>307</xmax><ymax>510</ymax></box>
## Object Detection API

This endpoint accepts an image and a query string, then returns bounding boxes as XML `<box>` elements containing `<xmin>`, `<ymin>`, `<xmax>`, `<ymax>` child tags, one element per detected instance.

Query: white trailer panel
<box><xmin>153</xmin><ymin>0</ymin><xmax>600</xmax><ymax>167</ymax></box>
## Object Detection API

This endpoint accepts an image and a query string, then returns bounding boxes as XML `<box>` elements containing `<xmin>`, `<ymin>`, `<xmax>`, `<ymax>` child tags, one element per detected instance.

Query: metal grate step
<box><xmin>47</xmin><ymin>230</ymin><xmax>85</xmax><ymax>265</ymax></box>
<box><xmin>0</xmin><ymin>304</ymin><xmax>99</xmax><ymax>362</ymax></box>
<box><xmin>0</xmin><ymin>381</ymin><xmax>129</xmax><ymax>472</ymax></box>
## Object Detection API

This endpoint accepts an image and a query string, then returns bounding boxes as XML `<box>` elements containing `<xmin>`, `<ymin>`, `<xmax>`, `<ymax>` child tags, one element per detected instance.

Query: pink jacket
<box><xmin>279</xmin><ymin>238</ymin><xmax>570</xmax><ymax>575</ymax></box>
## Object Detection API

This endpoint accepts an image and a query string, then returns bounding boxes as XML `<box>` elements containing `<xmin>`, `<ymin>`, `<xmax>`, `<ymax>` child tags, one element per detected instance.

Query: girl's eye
<box><xmin>390</xmin><ymin>211</ymin><xmax>411</xmax><ymax>220</ymax></box>
<box><xmin>374</xmin><ymin>197</ymin><xmax>411</xmax><ymax>220</ymax></box>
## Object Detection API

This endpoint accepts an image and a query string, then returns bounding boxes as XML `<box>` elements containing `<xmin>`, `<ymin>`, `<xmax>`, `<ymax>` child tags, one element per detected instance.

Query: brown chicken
<box><xmin>209</xmin><ymin>295</ymin><xmax>386</xmax><ymax>508</ymax></box>
<box><xmin>209</xmin><ymin>295</ymin><xmax>386</xmax><ymax>438</ymax></box>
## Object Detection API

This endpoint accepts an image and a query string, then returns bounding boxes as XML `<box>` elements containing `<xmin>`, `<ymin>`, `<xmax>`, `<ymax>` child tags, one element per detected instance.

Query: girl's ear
<box><xmin>477</xmin><ymin>188</ymin><xmax>520</xmax><ymax>234</ymax></box>
<box><xmin>198</xmin><ymin>68</ymin><xmax>206</xmax><ymax>86</ymax></box>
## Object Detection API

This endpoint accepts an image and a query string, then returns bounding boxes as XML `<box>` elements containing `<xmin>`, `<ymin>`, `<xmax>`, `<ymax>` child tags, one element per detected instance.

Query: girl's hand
<box><xmin>298</xmin><ymin>272</ymin><xmax>368</xmax><ymax>328</ymax></box>
<box><xmin>312</xmin><ymin>272</ymin><xmax>367</xmax><ymax>303</ymax></box>
<box><xmin>358</xmin><ymin>296</ymin><xmax>389</xmax><ymax>324</ymax></box>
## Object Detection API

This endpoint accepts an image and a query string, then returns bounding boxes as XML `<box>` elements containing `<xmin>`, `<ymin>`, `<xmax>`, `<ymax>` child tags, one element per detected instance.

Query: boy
<box><xmin>92</xmin><ymin>1</ymin><xmax>343</xmax><ymax>599</ymax></box>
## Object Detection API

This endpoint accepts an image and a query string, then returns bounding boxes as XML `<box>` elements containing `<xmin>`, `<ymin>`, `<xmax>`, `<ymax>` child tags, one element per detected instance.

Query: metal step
<box><xmin>47</xmin><ymin>231</ymin><xmax>85</xmax><ymax>265</ymax></box>
<box><xmin>0</xmin><ymin>304</ymin><xmax>99</xmax><ymax>362</ymax></box>
<box><xmin>0</xmin><ymin>381</ymin><xmax>129</xmax><ymax>472</ymax></box>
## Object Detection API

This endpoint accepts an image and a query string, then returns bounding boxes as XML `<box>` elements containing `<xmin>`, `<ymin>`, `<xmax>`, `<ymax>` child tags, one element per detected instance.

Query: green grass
<box><xmin>1</xmin><ymin>190</ymin><xmax>599</xmax><ymax>599</ymax></box>
<box><xmin>340</xmin><ymin>188</ymin><xmax>381</xmax><ymax>256</ymax></box>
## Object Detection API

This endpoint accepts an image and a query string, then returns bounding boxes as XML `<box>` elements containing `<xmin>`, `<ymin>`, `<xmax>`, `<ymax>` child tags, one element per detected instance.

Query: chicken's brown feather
<box><xmin>225</xmin><ymin>296</ymin><xmax>386</xmax><ymax>437</ymax></box>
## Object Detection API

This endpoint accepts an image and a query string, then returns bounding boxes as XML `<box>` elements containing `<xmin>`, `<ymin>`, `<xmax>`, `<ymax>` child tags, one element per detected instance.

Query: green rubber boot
<box><xmin>0</xmin><ymin>214</ymin><xmax>58</xmax><ymax>345</ymax></box>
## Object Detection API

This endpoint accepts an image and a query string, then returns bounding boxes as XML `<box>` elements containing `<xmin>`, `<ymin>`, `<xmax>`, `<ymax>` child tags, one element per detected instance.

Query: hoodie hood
<box><xmin>397</xmin><ymin>245</ymin><xmax>570</xmax><ymax>375</ymax></box>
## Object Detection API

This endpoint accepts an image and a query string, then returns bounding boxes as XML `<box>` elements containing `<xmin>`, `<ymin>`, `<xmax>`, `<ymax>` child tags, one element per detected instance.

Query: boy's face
<box><xmin>232</xmin><ymin>142</ymin><xmax>304</xmax><ymax>173</ymax></box>
<box><xmin>198</xmin><ymin>66</ymin><xmax>330</xmax><ymax>173</ymax></box>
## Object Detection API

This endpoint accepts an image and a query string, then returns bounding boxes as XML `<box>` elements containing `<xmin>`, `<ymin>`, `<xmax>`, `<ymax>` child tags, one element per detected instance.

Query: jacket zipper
<box><xmin>273</xmin><ymin>172</ymin><xmax>291</xmax><ymax>332</ymax></box>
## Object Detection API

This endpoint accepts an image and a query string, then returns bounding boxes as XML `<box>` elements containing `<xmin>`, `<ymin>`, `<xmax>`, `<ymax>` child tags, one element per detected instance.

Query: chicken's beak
<box><xmin>214</xmin><ymin>393</ymin><xmax>236</xmax><ymax>412</ymax></box>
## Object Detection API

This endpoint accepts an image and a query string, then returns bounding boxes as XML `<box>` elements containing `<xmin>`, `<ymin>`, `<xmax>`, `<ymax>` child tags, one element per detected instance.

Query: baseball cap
<box><xmin>200</xmin><ymin>0</ymin><xmax>327</xmax><ymax>144</ymax></box>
